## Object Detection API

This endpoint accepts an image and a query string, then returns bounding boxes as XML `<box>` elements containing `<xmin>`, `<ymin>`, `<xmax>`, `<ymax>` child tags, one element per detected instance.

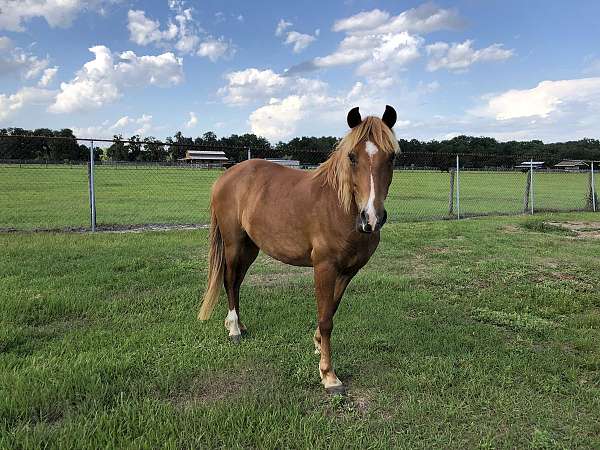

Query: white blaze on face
<box><xmin>225</xmin><ymin>309</ymin><xmax>241</xmax><ymax>336</ymax></box>
<box><xmin>364</xmin><ymin>141</ymin><xmax>378</xmax><ymax>228</ymax></box>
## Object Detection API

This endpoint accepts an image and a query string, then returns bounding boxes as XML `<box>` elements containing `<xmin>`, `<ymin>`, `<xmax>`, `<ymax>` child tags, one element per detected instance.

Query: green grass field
<box><xmin>0</xmin><ymin>165</ymin><xmax>595</xmax><ymax>230</ymax></box>
<box><xmin>1</xmin><ymin>213</ymin><xmax>599</xmax><ymax>448</ymax></box>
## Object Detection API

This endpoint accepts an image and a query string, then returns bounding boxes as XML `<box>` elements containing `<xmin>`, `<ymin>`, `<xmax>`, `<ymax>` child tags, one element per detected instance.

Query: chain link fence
<box><xmin>1</xmin><ymin>136</ymin><xmax>598</xmax><ymax>231</ymax></box>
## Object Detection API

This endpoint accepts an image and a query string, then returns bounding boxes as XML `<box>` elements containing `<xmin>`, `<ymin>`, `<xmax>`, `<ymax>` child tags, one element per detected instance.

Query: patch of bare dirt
<box><xmin>246</xmin><ymin>254</ymin><xmax>312</xmax><ymax>286</ymax></box>
<box><xmin>167</xmin><ymin>367</ymin><xmax>268</xmax><ymax>409</ymax></box>
<box><xmin>500</xmin><ymin>224</ymin><xmax>520</xmax><ymax>233</ymax></box>
<box><xmin>421</xmin><ymin>246</ymin><xmax>451</xmax><ymax>254</ymax></box>
<box><xmin>0</xmin><ymin>223</ymin><xmax>208</xmax><ymax>234</ymax></box>
<box><xmin>546</xmin><ymin>221</ymin><xmax>600</xmax><ymax>239</ymax></box>
<box><xmin>246</xmin><ymin>270</ymin><xmax>312</xmax><ymax>287</ymax></box>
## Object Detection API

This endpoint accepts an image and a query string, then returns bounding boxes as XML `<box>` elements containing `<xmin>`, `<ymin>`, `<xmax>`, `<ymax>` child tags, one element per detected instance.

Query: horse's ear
<box><xmin>347</xmin><ymin>107</ymin><xmax>362</xmax><ymax>128</ymax></box>
<box><xmin>382</xmin><ymin>105</ymin><xmax>397</xmax><ymax>129</ymax></box>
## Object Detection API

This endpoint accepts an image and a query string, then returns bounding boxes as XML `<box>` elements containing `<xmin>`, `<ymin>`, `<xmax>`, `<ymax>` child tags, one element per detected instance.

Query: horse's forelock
<box><xmin>313</xmin><ymin>116</ymin><xmax>399</xmax><ymax>213</ymax></box>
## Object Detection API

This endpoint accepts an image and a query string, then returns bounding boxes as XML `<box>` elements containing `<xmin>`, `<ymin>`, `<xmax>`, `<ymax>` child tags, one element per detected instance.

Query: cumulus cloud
<box><xmin>218</xmin><ymin>68</ymin><xmax>327</xmax><ymax>105</ymax></box>
<box><xmin>284</xmin><ymin>31</ymin><xmax>317</xmax><ymax>53</ymax></box>
<box><xmin>0</xmin><ymin>86</ymin><xmax>55</xmax><ymax>121</ymax></box>
<box><xmin>197</xmin><ymin>37</ymin><xmax>235</xmax><ymax>61</ymax></box>
<box><xmin>186</xmin><ymin>111</ymin><xmax>198</xmax><ymax>128</ymax></box>
<box><xmin>245</xmin><ymin>70</ymin><xmax>417</xmax><ymax>141</ymax></box>
<box><xmin>126</xmin><ymin>6</ymin><xmax>234</xmax><ymax>61</ymax></box>
<box><xmin>0</xmin><ymin>0</ymin><xmax>110</xmax><ymax>32</ymax></box>
<box><xmin>275</xmin><ymin>19</ymin><xmax>318</xmax><ymax>53</ymax></box>
<box><xmin>426</xmin><ymin>40</ymin><xmax>513</xmax><ymax>72</ymax></box>
<box><xmin>38</xmin><ymin>66</ymin><xmax>58</xmax><ymax>87</ymax></box>
<box><xmin>0</xmin><ymin>36</ymin><xmax>49</xmax><ymax>79</ymax></box>
<box><xmin>49</xmin><ymin>45</ymin><xmax>183</xmax><ymax>113</ymax></box>
<box><xmin>332</xmin><ymin>3</ymin><xmax>464</xmax><ymax>35</ymax></box>
<box><xmin>72</xmin><ymin>114</ymin><xmax>156</xmax><ymax>139</ymax></box>
<box><xmin>127</xmin><ymin>10</ymin><xmax>178</xmax><ymax>46</ymax></box>
<box><xmin>285</xmin><ymin>3</ymin><xmax>462</xmax><ymax>81</ymax></box>
<box><xmin>473</xmin><ymin>77</ymin><xmax>600</xmax><ymax>120</ymax></box>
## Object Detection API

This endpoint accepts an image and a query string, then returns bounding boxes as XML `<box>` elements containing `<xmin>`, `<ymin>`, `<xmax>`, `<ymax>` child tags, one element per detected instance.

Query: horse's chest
<box><xmin>337</xmin><ymin>236</ymin><xmax>379</xmax><ymax>270</ymax></box>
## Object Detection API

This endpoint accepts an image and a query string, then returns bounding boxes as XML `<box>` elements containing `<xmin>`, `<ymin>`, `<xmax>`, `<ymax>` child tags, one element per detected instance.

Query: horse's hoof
<box><xmin>325</xmin><ymin>384</ymin><xmax>347</xmax><ymax>396</ymax></box>
<box><xmin>229</xmin><ymin>334</ymin><xmax>241</xmax><ymax>344</ymax></box>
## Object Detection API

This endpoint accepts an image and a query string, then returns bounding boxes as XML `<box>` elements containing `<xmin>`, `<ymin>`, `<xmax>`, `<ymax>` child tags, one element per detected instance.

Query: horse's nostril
<box><xmin>381</xmin><ymin>209</ymin><xmax>388</xmax><ymax>225</ymax></box>
<box><xmin>363</xmin><ymin>223</ymin><xmax>372</xmax><ymax>232</ymax></box>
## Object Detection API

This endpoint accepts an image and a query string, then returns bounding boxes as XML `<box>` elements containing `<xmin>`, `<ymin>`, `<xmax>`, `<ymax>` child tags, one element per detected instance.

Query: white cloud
<box><xmin>218</xmin><ymin>68</ymin><xmax>327</xmax><ymax>105</ymax></box>
<box><xmin>38</xmin><ymin>66</ymin><xmax>58</xmax><ymax>87</ymax></box>
<box><xmin>126</xmin><ymin>6</ymin><xmax>234</xmax><ymax>61</ymax></box>
<box><xmin>0</xmin><ymin>36</ymin><xmax>49</xmax><ymax>79</ymax></box>
<box><xmin>218</xmin><ymin>68</ymin><xmax>288</xmax><ymax>105</ymax></box>
<box><xmin>276</xmin><ymin>19</ymin><xmax>318</xmax><ymax>54</ymax></box>
<box><xmin>186</xmin><ymin>111</ymin><xmax>198</xmax><ymax>128</ymax></box>
<box><xmin>332</xmin><ymin>3</ymin><xmax>463</xmax><ymax>35</ymax></box>
<box><xmin>127</xmin><ymin>10</ymin><xmax>178</xmax><ymax>46</ymax></box>
<box><xmin>284</xmin><ymin>31</ymin><xmax>317</xmax><ymax>53</ymax></box>
<box><xmin>197</xmin><ymin>37</ymin><xmax>234</xmax><ymax>61</ymax></box>
<box><xmin>49</xmin><ymin>45</ymin><xmax>183</xmax><ymax>113</ymax></box>
<box><xmin>133</xmin><ymin>113</ymin><xmax>153</xmax><ymax>135</ymax></box>
<box><xmin>275</xmin><ymin>19</ymin><xmax>292</xmax><ymax>37</ymax></box>
<box><xmin>473</xmin><ymin>77</ymin><xmax>600</xmax><ymax>120</ymax></box>
<box><xmin>0</xmin><ymin>86</ymin><xmax>55</xmax><ymax>121</ymax></box>
<box><xmin>111</xmin><ymin>116</ymin><xmax>131</xmax><ymax>129</ymax></box>
<box><xmin>0</xmin><ymin>0</ymin><xmax>110</xmax><ymax>32</ymax></box>
<box><xmin>250</xmin><ymin>95</ymin><xmax>319</xmax><ymax>141</ymax></box>
<box><xmin>286</xmin><ymin>4</ymin><xmax>460</xmax><ymax>82</ymax></box>
<box><xmin>332</xmin><ymin>9</ymin><xmax>390</xmax><ymax>33</ymax></box>
<box><xmin>72</xmin><ymin>114</ymin><xmax>156</xmax><ymax>139</ymax></box>
<box><xmin>426</xmin><ymin>40</ymin><xmax>513</xmax><ymax>72</ymax></box>
<box><xmin>247</xmin><ymin>72</ymin><xmax>413</xmax><ymax>141</ymax></box>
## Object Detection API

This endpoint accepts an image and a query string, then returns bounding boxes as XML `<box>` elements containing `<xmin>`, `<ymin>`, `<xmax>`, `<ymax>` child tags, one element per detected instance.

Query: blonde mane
<box><xmin>313</xmin><ymin>116</ymin><xmax>400</xmax><ymax>213</ymax></box>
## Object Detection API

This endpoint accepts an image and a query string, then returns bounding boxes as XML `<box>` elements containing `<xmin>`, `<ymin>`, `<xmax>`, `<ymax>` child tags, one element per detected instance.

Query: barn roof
<box><xmin>554</xmin><ymin>160</ymin><xmax>589</xmax><ymax>167</ymax></box>
<box><xmin>182</xmin><ymin>150</ymin><xmax>228</xmax><ymax>161</ymax></box>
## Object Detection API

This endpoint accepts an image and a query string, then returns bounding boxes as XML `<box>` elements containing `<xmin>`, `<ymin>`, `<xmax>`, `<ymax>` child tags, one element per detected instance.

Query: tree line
<box><xmin>1</xmin><ymin>127</ymin><xmax>600</xmax><ymax>168</ymax></box>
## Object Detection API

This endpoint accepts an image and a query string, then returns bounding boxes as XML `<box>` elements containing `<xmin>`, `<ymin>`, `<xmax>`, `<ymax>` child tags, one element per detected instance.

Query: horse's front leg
<box><xmin>313</xmin><ymin>272</ymin><xmax>354</xmax><ymax>356</ymax></box>
<box><xmin>314</xmin><ymin>263</ymin><xmax>348</xmax><ymax>394</ymax></box>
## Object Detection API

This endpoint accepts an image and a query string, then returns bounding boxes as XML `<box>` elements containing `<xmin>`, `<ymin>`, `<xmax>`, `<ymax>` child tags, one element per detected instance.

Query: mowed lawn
<box><xmin>0</xmin><ymin>164</ymin><xmax>594</xmax><ymax>229</ymax></box>
<box><xmin>1</xmin><ymin>214</ymin><xmax>599</xmax><ymax>448</ymax></box>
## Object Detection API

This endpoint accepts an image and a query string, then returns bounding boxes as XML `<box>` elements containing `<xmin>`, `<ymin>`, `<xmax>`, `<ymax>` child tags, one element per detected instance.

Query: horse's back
<box><xmin>211</xmin><ymin>159</ymin><xmax>316</xmax><ymax>265</ymax></box>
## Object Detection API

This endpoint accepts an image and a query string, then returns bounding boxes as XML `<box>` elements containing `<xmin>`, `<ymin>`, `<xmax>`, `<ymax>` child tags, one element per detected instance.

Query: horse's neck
<box><xmin>312</xmin><ymin>174</ymin><xmax>358</xmax><ymax>228</ymax></box>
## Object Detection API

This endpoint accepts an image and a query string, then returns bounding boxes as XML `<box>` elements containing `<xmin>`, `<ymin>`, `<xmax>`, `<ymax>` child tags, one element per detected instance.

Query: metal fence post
<box><xmin>89</xmin><ymin>140</ymin><xmax>97</xmax><ymax>232</ymax></box>
<box><xmin>530</xmin><ymin>158</ymin><xmax>534</xmax><ymax>214</ymax></box>
<box><xmin>456</xmin><ymin>154</ymin><xmax>460</xmax><ymax>220</ymax></box>
<box><xmin>592</xmin><ymin>161</ymin><xmax>597</xmax><ymax>212</ymax></box>
<box><xmin>247</xmin><ymin>147</ymin><xmax>251</xmax><ymax>160</ymax></box>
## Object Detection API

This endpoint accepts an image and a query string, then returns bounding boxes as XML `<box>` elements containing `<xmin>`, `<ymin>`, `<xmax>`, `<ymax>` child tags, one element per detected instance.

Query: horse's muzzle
<box><xmin>357</xmin><ymin>209</ymin><xmax>387</xmax><ymax>233</ymax></box>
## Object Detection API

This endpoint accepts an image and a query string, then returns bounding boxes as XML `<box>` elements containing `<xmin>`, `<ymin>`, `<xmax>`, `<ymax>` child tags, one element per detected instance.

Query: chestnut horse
<box><xmin>198</xmin><ymin>106</ymin><xmax>399</xmax><ymax>394</ymax></box>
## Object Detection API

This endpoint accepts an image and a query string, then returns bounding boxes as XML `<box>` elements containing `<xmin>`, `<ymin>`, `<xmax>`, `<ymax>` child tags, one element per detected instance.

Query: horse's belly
<box><xmin>243</xmin><ymin>219</ymin><xmax>313</xmax><ymax>267</ymax></box>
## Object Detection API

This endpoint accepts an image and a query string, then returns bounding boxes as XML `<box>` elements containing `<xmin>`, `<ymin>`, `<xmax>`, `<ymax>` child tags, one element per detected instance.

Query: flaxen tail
<box><xmin>198</xmin><ymin>206</ymin><xmax>224</xmax><ymax>320</ymax></box>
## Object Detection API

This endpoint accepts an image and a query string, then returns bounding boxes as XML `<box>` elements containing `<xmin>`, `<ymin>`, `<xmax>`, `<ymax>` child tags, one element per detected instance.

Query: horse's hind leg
<box><xmin>223</xmin><ymin>232</ymin><xmax>259</xmax><ymax>343</ymax></box>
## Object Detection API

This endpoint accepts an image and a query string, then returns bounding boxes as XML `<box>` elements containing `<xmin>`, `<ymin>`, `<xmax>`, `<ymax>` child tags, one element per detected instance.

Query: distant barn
<box><xmin>180</xmin><ymin>150</ymin><xmax>229</xmax><ymax>167</ymax></box>
<box><xmin>515</xmin><ymin>161</ymin><xmax>545</xmax><ymax>171</ymax></box>
<box><xmin>554</xmin><ymin>160</ymin><xmax>589</xmax><ymax>171</ymax></box>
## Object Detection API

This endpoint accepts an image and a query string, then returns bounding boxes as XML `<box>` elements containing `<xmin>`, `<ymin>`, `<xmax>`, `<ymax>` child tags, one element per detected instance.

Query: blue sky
<box><xmin>1</xmin><ymin>0</ymin><xmax>600</xmax><ymax>142</ymax></box>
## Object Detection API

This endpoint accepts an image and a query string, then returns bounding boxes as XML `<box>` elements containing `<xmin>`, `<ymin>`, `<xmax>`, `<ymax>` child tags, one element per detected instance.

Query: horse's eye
<box><xmin>348</xmin><ymin>153</ymin><xmax>357</xmax><ymax>165</ymax></box>
<box><xmin>389</xmin><ymin>153</ymin><xmax>396</xmax><ymax>165</ymax></box>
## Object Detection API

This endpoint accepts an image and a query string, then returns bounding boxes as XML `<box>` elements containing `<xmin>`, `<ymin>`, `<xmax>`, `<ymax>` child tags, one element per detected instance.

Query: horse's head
<box><xmin>346</xmin><ymin>106</ymin><xmax>398</xmax><ymax>233</ymax></box>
